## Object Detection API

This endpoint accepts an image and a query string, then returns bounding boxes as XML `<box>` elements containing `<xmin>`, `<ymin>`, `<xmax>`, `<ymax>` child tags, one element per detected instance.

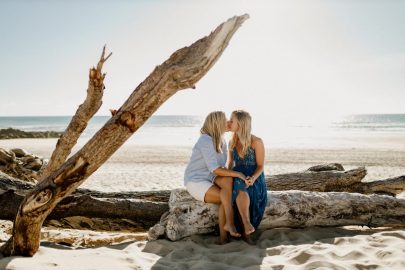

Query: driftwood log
<box><xmin>268</xmin><ymin>164</ymin><xmax>405</xmax><ymax>196</ymax></box>
<box><xmin>1</xmin><ymin>163</ymin><xmax>405</xmax><ymax>227</ymax></box>
<box><xmin>148</xmin><ymin>189</ymin><xmax>405</xmax><ymax>241</ymax></box>
<box><xmin>0</xmin><ymin>172</ymin><xmax>169</xmax><ymax>227</ymax></box>
<box><xmin>0</xmin><ymin>14</ymin><xmax>249</xmax><ymax>257</ymax></box>
<box><xmin>0</xmin><ymin>189</ymin><xmax>168</xmax><ymax>228</ymax></box>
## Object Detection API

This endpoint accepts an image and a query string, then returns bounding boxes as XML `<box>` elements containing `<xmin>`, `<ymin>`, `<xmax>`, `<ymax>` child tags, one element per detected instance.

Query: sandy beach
<box><xmin>1</xmin><ymin>137</ymin><xmax>405</xmax><ymax>191</ymax></box>
<box><xmin>1</xmin><ymin>137</ymin><xmax>405</xmax><ymax>269</ymax></box>
<box><xmin>1</xmin><ymin>223</ymin><xmax>405</xmax><ymax>269</ymax></box>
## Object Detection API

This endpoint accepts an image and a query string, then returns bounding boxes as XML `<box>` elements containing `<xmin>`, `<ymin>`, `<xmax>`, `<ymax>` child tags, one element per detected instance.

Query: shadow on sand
<box><xmin>140</xmin><ymin>226</ymin><xmax>393</xmax><ymax>270</ymax></box>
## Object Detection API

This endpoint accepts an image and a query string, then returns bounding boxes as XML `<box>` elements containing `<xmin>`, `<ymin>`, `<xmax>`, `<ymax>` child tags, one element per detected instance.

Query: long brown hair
<box><xmin>230</xmin><ymin>110</ymin><xmax>252</xmax><ymax>158</ymax></box>
<box><xmin>200</xmin><ymin>111</ymin><xmax>227</xmax><ymax>153</ymax></box>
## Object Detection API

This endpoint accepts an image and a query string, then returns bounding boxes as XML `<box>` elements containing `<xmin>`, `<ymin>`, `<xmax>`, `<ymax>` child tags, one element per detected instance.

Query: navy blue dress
<box><xmin>231</xmin><ymin>147</ymin><xmax>267</xmax><ymax>234</ymax></box>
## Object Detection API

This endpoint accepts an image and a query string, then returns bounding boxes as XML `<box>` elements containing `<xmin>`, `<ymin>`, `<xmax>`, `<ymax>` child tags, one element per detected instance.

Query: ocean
<box><xmin>1</xmin><ymin>114</ymin><xmax>405</xmax><ymax>149</ymax></box>
<box><xmin>1</xmin><ymin>114</ymin><xmax>405</xmax><ymax>191</ymax></box>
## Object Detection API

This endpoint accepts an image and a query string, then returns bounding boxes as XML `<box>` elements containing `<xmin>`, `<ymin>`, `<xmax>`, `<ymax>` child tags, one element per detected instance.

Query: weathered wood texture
<box><xmin>148</xmin><ymin>189</ymin><xmax>405</xmax><ymax>241</ymax></box>
<box><xmin>0</xmin><ymin>14</ymin><xmax>249</xmax><ymax>257</ymax></box>
<box><xmin>267</xmin><ymin>164</ymin><xmax>405</xmax><ymax>196</ymax></box>
<box><xmin>0</xmin><ymin>173</ymin><xmax>170</xmax><ymax>225</ymax></box>
<box><xmin>266</xmin><ymin>166</ymin><xmax>367</xmax><ymax>192</ymax></box>
<box><xmin>0</xmin><ymin>189</ymin><xmax>168</xmax><ymax>227</ymax></box>
<box><xmin>40</xmin><ymin>46</ymin><xmax>112</xmax><ymax>180</ymax></box>
<box><xmin>1</xmin><ymin>164</ymin><xmax>404</xmax><ymax>228</ymax></box>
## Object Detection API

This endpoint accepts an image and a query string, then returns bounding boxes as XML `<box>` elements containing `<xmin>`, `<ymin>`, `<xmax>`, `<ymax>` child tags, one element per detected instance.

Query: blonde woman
<box><xmin>184</xmin><ymin>111</ymin><xmax>246</xmax><ymax>243</ymax></box>
<box><xmin>228</xmin><ymin>110</ymin><xmax>267</xmax><ymax>241</ymax></box>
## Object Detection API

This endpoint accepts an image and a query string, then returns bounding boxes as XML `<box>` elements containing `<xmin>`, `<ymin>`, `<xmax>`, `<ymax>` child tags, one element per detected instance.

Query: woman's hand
<box><xmin>244</xmin><ymin>177</ymin><xmax>250</xmax><ymax>188</ymax></box>
<box><xmin>238</xmin><ymin>172</ymin><xmax>247</xmax><ymax>181</ymax></box>
<box><xmin>245</xmin><ymin>176</ymin><xmax>256</xmax><ymax>187</ymax></box>
<box><xmin>244</xmin><ymin>176</ymin><xmax>253</xmax><ymax>188</ymax></box>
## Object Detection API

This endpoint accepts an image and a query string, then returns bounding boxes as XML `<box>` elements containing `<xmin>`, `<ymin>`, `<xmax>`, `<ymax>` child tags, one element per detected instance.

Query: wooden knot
<box><xmin>109</xmin><ymin>109</ymin><xmax>118</xmax><ymax>116</ymax></box>
<box><xmin>22</xmin><ymin>188</ymin><xmax>53</xmax><ymax>214</ymax></box>
<box><xmin>172</xmin><ymin>72</ymin><xmax>181</xmax><ymax>82</ymax></box>
<box><xmin>54</xmin><ymin>157</ymin><xmax>88</xmax><ymax>185</ymax></box>
<box><xmin>89</xmin><ymin>67</ymin><xmax>104</xmax><ymax>87</ymax></box>
<box><xmin>118</xmin><ymin>111</ymin><xmax>137</xmax><ymax>132</ymax></box>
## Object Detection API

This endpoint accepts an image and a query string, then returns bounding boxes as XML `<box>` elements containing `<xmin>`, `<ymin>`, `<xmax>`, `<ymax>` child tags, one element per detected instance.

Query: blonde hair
<box><xmin>200</xmin><ymin>111</ymin><xmax>227</xmax><ymax>153</ymax></box>
<box><xmin>230</xmin><ymin>110</ymin><xmax>252</xmax><ymax>158</ymax></box>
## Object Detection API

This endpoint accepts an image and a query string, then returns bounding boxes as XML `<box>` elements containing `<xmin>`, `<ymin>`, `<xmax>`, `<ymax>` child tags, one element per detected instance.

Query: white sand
<box><xmin>1</xmin><ymin>227</ymin><xmax>405</xmax><ymax>269</ymax></box>
<box><xmin>1</xmin><ymin>138</ymin><xmax>405</xmax><ymax>269</ymax></box>
<box><xmin>1</xmin><ymin>138</ymin><xmax>405</xmax><ymax>192</ymax></box>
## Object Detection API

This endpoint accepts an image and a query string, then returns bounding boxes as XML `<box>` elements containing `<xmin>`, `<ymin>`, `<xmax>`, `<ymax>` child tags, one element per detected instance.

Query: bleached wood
<box><xmin>267</xmin><ymin>167</ymin><xmax>367</xmax><ymax>192</ymax></box>
<box><xmin>148</xmin><ymin>189</ymin><xmax>405</xmax><ymax>241</ymax></box>
<box><xmin>40</xmin><ymin>46</ymin><xmax>112</xmax><ymax>180</ymax></box>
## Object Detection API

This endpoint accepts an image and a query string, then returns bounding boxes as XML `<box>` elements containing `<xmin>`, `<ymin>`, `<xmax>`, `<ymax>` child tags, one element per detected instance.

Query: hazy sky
<box><xmin>1</xmin><ymin>0</ymin><xmax>404</xmax><ymax>121</ymax></box>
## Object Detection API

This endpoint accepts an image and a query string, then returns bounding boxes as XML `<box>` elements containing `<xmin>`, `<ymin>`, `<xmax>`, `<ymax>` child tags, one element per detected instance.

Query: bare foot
<box><xmin>244</xmin><ymin>223</ymin><xmax>255</xmax><ymax>235</ymax></box>
<box><xmin>224</xmin><ymin>224</ymin><xmax>241</xmax><ymax>238</ymax></box>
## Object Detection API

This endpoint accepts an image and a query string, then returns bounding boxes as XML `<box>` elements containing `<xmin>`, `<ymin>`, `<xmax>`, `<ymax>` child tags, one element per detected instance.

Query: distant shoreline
<box><xmin>0</xmin><ymin>128</ymin><xmax>62</xmax><ymax>139</ymax></box>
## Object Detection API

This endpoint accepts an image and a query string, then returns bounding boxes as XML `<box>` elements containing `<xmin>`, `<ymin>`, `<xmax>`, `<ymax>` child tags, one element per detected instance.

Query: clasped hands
<box><xmin>239</xmin><ymin>173</ymin><xmax>255</xmax><ymax>188</ymax></box>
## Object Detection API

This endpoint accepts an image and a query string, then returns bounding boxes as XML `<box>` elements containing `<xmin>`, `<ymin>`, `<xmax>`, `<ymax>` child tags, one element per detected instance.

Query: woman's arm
<box><xmin>227</xmin><ymin>148</ymin><xmax>234</xmax><ymax>170</ymax></box>
<box><xmin>198</xmin><ymin>136</ymin><xmax>246</xmax><ymax>180</ymax></box>
<box><xmin>249</xmin><ymin>136</ymin><xmax>265</xmax><ymax>184</ymax></box>
<box><xmin>213</xmin><ymin>167</ymin><xmax>246</xmax><ymax>180</ymax></box>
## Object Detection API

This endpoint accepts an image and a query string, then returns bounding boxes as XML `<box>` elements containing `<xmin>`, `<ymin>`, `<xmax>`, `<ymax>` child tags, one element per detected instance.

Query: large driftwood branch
<box><xmin>266</xmin><ymin>164</ymin><xmax>405</xmax><ymax>196</ymax></box>
<box><xmin>350</xmin><ymin>175</ymin><xmax>405</xmax><ymax>195</ymax></box>
<box><xmin>0</xmin><ymin>172</ymin><xmax>169</xmax><ymax>226</ymax></box>
<box><xmin>0</xmin><ymin>14</ymin><xmax>249</xmax><ymax>257</ymax></box>
<box><xmin>2</xmin><ymin>166</ymin><xmax>405</xmax><ymax>234</ymax></box>
<box><xmin>40</xmin><ymin>46</ymin><xmax>112</xmax><ymax>180</ymax></box>
<box><xmin>267</xmin><ymin>166</ymin><xmax>367</xmax><ymax>192</ymax></box>
<box><xmin>0</xmin><ymin>189</ymin><xmax>168</xmax><ymax>228</ymax></box>
<box><xmin>148</xmin><ymin>189</ymin><xmax>405</xmax><ymax>241</ymax></box>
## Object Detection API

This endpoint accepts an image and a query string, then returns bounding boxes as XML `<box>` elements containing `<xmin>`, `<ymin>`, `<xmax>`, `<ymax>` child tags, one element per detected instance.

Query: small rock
<box><xmin>0</xmin><ymin>230</ymin><xmax>11</xmax><ymax>242</ymax></box>
<box><xmin>25</xmin><ymin>159</ymin><xmax>43</xmax><ymax>171</ymax></box>
<box><xmin>148</xmin><ymin>223</ymin><xmax>166</xmax><ymax>241</ymax></box>
<box><xmin>20</xmin><ymin>155</ymin><xmax>36</xmax><ymax>164</ymax></box>
<box><xmin>11</xmin><ymin>148</ymin><xmax>29</xmax><ymax>157</ymax></box>
<box><xmin>0</xmin><ymin>148</ymin><xmax>14</xmax><ymax>165</ymax></box>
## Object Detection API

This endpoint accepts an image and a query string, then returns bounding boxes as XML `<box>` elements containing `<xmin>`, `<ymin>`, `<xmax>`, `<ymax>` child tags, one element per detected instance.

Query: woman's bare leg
<box><xmin>235</xmin><ymin>191</ymin><xmax>255</xmax><ymax>235</ymax></box>
<box><xmin>214</xmin><ymin>176</ymin><xmax>241</xmax><ymax>238</ymax></box>
<box><xmin>204</xmin><ymin>185</ymin><xmax>228</xmax><ymax>243</ymax></box>
<box><xmin>218</xmin><ymin>204</ymin><xmax>228</xmax><ymax>244</ymax></box>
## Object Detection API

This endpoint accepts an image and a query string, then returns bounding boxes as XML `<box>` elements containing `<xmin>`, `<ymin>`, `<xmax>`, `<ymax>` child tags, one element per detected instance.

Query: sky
<box><xmin>1</xmin><ymin>0</ymin><xmax>404</xmax><ymax>123</ymax></box>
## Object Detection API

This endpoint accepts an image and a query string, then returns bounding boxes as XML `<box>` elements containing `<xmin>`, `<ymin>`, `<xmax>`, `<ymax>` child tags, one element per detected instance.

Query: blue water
<box><xmin>0</xmin><ymin>115</ymin><xmax>203</xmax><ymax>132</ymax></box>
<box><xmin>0</xmin><ymin>114</ymin><xmax>404</xmax><ymax>147</ymax></box>
<box><xmin>331</xmin><ymin>114</ymin><xmax>405</xmax><ymax>131</ymax></box>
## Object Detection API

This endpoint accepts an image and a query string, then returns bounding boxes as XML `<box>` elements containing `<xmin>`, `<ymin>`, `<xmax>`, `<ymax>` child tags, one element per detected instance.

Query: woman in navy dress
<box><xmin>228</xmin><ymin>110</ymin><xmax>267</xmax><ymax>242</ymax></box>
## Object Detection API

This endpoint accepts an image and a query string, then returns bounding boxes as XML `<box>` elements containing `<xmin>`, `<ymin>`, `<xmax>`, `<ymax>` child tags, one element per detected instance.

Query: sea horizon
<box><xmin>1</xmin><ymin>114</ymin><xmax>405</xmax><ymax>149</ymax></box>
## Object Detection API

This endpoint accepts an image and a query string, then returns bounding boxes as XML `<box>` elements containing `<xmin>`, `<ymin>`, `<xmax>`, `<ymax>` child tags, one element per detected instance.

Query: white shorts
<box><xmin>186</xmin><ymin>180</ymin><xmax>214</xmax><ymax>202</ymax></box>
